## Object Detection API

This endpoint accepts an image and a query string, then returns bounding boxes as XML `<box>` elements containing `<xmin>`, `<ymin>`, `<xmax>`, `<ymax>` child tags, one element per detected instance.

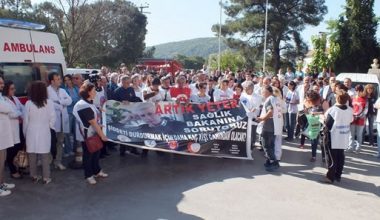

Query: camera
<box><xmin>89</xmin><ymin>74</ymin><xmax>102</xmax><ymax>92</ymax></box>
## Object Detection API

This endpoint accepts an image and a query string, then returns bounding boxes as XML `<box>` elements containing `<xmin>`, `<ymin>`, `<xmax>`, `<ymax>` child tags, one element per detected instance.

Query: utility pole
<box><xmin>262</xmin><ymin>0</ymin><xmax>269</xmax><ymax>74</ymax></box>
<box><xmin>139</xmin><ymin>3</ymin><xmax>150</xmax><ymax>14</ymax></box>
<box><xmin>218</xmin><ymin>0</ymin><xmax>222</xmax><ymax>73</ymax></box>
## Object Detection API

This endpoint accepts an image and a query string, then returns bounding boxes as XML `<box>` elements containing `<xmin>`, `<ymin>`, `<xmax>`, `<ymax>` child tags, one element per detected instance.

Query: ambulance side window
<box><xmin>0</xmin><ymin>63</ymin><xmax>35</xmax><ymax>97</ymax></box>
<box><xmin>35</xmin><ymin>63</ymin><xmax>63</xmax><ymax>84</ymax></box>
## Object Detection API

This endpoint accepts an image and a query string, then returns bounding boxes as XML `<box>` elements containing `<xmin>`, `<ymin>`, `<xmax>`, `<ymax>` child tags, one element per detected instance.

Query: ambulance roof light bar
<box><xmin>0</xmin><ymin>19</ymin><xmax>46</xmax><ymax>31</ymax></box>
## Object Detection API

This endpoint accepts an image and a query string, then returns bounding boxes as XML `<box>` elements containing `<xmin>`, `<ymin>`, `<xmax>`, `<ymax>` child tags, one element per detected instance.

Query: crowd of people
<box><xmin>1</xmin><ymin>63</ymin><xmax>380</xmax><ymax>197</ymax></box>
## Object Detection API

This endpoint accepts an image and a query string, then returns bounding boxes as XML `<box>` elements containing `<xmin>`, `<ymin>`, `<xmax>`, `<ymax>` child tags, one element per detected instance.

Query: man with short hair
<box><xmin>113</xmin><ymin>76</ymin><xmax>142</xmax><ymax>103</ymax></box>
<box><xmin>240</xmin><ymin>81</ymin><xmax>262</xmax><ymax>149</ymax></box>
<box><xmin>344</xmin><ymin>78</ymin><xmax>355</xmax><ymax>97</ymax></box>
<box><xmin>190</xmin><ymin>71</ymin><xmax>208</xmax><ymax>96</ymax></box>
<box><xmin>323</xmin><ymin>77</ymin><xmax>336</xmax><ymax>101</ymax></box>
<box><xmin>72</xmin><ymin>73</ymin><xmax>83</xmax><ymax>88</ymax></box>
<box><xmin>294</xmin><ymin>76</ymin><xmax>311</xmax><ymax>139</ymax></box>
<box><xmin>107</xmin><ymin>72</ymin><xmax>119</xmax><ymax>100</ymax></box>
<box><xmin>160</xmin><ymin>75</ymin><xmax>172</xmax><ymax>101</ymax></box>
<box><xmin>100</xmin><ymin>66</ymin><xmax>108</xmax><ymax>77</ymax></box>
<box><xmin>113</xmin><ymin>75</ymin><xmax>142</xmax><ymax>156</ymax></box>
<box><xmin>318</xmin><ymin>67</ymin><xmax>330</xmax><ymax>78</ymax></box>
<box><xmin>47</xmin><ymin>72</ymin><xmax>72</xmax><ymax>170</ymax></box>
<box><xmin>213</xmin><ymin>79</ymin><xmax>233</xmax><ymax>101</ymax></box>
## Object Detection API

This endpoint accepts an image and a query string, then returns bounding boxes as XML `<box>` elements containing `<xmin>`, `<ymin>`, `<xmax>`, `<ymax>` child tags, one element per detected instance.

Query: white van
<box><xmin>0</xmin><ymin>19</ymin><xmax>67</xmax><ymax>101</ymax></box>
<box><xmin>66</xmin><ymin>68</ymin><xmax>101</xmax><ymax>80</ymax></box>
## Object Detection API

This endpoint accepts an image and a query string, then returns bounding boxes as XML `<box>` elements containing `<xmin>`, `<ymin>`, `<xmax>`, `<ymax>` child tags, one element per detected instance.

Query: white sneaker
<box><xmin>86</xmin><ymin>176</ymin><xmax>97</xmax><ymax>185</ymax></box>
<box><xmin>55</xmin><ymin>163</ymin><xmax>66</xmax><ymax>170</ymax></box>
<box><xmin>0</xmin><ymin>188</ymin><xmax>11</xmax><ymax>197</ymax></box>
<box><xmin>95</xmin><ymin>170</ymin><xmax>108</xmax><ymax>178</ymax></box>
<box><xmin>1</xmin><ymin>183</ymin><xmax>15</xmax><ymax>190</ymax></box>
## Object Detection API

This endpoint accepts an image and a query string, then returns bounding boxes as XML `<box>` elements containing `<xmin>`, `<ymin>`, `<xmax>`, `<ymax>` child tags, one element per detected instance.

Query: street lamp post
<box><xmin>218</xmin><ymin>0</ymin><xmax>222</xmax><ymax>72</ymax></box>
<box><xmin>262</xmin><ymin>0</ymin><xmax>269</xmax><ymax>74</ymax></box>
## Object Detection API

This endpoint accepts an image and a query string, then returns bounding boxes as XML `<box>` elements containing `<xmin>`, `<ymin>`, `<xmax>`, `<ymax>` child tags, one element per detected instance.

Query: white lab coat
<box><xmin>23</xmin><ymin>100</ymin><xmax>56</xmax><ymax>154</ymax></box>
<box><xmin>4</xmin><ymin>96</ymin><xmax>24</xmax><ymax>145</ymax></box>
<box><xmin>0</xmin><ymin>96</ymin><xmax>14</xmax><ymax>150</ymax></box>
<box><xmin>47</xmin><ymin>86</ymin><xmax>72</xmax><ymax>133</ymax></box>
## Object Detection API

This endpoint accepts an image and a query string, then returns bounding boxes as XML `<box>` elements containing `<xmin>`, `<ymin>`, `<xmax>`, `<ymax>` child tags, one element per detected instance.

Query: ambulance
<box><xmin>0</xmin><ymin>19</ymin><xmax>67</xmax><ymax>102</ymax></box>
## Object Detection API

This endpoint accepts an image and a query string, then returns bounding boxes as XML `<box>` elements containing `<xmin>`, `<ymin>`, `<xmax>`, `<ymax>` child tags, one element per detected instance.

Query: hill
<box><xmin>149</xmin><ymin>37</ymin><xmax>229</xmax><ymax>59</ymax></box>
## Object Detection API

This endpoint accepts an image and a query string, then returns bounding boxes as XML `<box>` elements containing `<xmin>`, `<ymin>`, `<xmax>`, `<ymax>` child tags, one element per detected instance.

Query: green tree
<box><xmin>212</xmin><ymin>0</ymin><xmax>327</xmax><ymax>71</ymax></box>
<box><xmin>208</xmin><ymin>50</ymin><xmax>245</xmax><ymax>72</ymax></box>
<box><xmin>310</xmin><ymin>33</ymin><xmax>340</xmax><ymax>72</ymax></box>
<box><xmin>174</xmin><ymin>54</ymin><xmax>205</xmax><ymax>70</ymax></box>
<box><xmin>143</xmin><ymin>46</ymin><xmax>156</xmax><ymax>58</ymax></box>
<box><xmin>332</xmin><ymin>0</ymin><xmax>379</xmax><ymax>72</ymax></box>
<box><xmin>31</xmin><ymin>0</ymin><xmax>147</xmax><ymax>67</ymax></box>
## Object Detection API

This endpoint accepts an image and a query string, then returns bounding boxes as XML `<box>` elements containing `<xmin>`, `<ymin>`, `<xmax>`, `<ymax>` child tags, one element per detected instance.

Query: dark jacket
<box><xmin>113</xmin><ymin>86</ymin><xmax>142</xmax><ymax>102</ymax></box>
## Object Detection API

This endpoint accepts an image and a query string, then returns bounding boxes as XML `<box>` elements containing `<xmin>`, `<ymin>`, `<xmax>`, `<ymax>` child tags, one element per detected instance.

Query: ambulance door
<box><xmin>0</xmin><ymin>27</ymin><xmax>35</xmax><ymax>62</ymax></box>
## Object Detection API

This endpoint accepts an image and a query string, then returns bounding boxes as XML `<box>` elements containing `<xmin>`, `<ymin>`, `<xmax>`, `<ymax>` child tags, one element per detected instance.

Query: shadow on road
<box><xmin>1</xmin><ymin>139</ymin><xmax>379</xmax><ymax>220</ymax></box>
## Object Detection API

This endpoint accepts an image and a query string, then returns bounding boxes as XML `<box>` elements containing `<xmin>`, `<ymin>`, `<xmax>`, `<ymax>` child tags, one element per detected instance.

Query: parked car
<box><xmin>66</xmin><ymin>68</ymin><xmax>100</xmax><ymax>80</ymax></box>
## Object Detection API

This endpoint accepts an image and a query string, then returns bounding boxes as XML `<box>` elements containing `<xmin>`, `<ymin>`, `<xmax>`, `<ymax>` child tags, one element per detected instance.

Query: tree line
<box><xmin>212</xmin><ymin>0</ymin><xmax>380</xmax><ymax>73</ymax></box>
<box><xmin>0</xmin><ymin>0</ymin><xmax>147</xmax><ymax>68</ymax></box>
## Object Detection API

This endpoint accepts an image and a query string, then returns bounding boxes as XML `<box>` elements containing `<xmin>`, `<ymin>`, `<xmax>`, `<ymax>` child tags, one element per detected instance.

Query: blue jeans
<box><xmin>64</xmin><ymin>113</ymin><xmax>75</xmax><ymax>154</ymax></box>
<box><xmin>348</xmin><ymin>125</ymin><xmax>364</xmax><ymax>151</ymax></box>
<box><xmin>311</xmin><ymin>136</ymin><xmax>319</xmax><ymax>158</ymax></box>
<box><xmin>286</xmin><ymin>113</ymin><xmax>297</xmax><ymax>139</ymax></box>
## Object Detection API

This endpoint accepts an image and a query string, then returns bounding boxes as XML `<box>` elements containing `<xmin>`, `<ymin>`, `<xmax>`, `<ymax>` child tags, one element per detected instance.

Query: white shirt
<box><xmin>143</xmin><ymin>87</ymin><xmax>162</xmax><ymax>103</ymax></box>
<box><xmin>296</xmin><ymin>86</ymin><xmax>309</xmax><ymax>111</ymax></box>
<box><xmin>213</xmin><ymin>88</ymin><xmax>233</xmax><ymax>102</ymax></box>
<box><xmin>159</xmin><ymin>87</ymin><xmax>172</xmax><ymax>101</ymax></box>
<box><xmin>239</xmin><ymin>92</ymin><xmax>262</xmax><ymax>119</ymax></box>
<box><xmin>285</xmin><ymin>90</ymin><xmax>299</xmax><ymax>113</ymax></box>
<box><xmin>375</xmin><ymin>98</ymin><xmax>380</xmax><ymax>123</ymax></box>
<box><xmin>190</xmin><ymin>94</ymin><xmax>210</xmax><ymax>104</ymax></box>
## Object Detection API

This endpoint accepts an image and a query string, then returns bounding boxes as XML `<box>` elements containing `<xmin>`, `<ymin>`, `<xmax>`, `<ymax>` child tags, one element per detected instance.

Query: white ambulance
<box><xmin>0</xmin><ymin>19</ymin><xmax>66</xmax><ymax>102</ymax></box>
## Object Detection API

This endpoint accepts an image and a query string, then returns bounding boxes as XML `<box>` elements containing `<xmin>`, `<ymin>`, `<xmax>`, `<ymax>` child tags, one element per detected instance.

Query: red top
<box><xmin>170</xmin><ymin>87</ymin><xmax>191</xmax><ymax>102</ymax></box>
<box><xmin>233</xmin><ymin>93</ymin><xmax>241</xmax><ymax>100</ymax></box>
<box><xmin>352</xmin><ymin>96</ymin><xmax>367</xmax><ymax>126</ymax></box>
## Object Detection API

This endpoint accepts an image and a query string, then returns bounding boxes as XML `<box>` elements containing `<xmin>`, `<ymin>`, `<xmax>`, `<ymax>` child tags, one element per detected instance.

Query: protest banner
<box><xmin>104</xmin><ymin>99</ymin><xmax>252</xmax><ymax>159</ymax></box>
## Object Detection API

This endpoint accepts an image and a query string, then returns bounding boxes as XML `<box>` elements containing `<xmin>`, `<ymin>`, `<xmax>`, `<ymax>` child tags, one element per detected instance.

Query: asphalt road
<box><xmin>0</xmin><ymin>139</ymin><xmax>379</xmax><ymax>220</ymax></box>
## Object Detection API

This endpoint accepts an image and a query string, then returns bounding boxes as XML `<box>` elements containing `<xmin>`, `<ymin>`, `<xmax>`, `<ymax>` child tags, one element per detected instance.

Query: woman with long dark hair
<box><xmin>365</xmin><ymin>84</ymin><xmax>377</xmax><ymax>147</ymax></box>
<box><xmin>2</xmin><ymin>80</ymin><xmax>24</xmax><ymax>179</ymax></box>
<box><xmin>23</xmin><ymin>81</ymin><xmax>56</xmax><ymax>184</ymax></box>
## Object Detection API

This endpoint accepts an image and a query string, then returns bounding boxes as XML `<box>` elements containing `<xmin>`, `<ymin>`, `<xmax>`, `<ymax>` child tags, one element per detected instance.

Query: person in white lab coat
<box><xmin>2</xmin><ymin>80</ymin><xmax>24</xmax><ymax>179</ymax></box>
<box><xmin>0</xmin><ymin>76</ymin><xmax>16</xmax><ymax>197</ymax></box>
<box><xmin>47</xmin><ymin>72</ymin><xmax>72</xmax><ymax>170</ymax></box>
<box><xmin>240</xmin><ymin>81</ymin><xmax>262</xmax><ymax>149</ymax></box>
<box><xmin>24</xmin><ymin>81</ymin><xmax>56</xmax><ymax>184</ymax></box>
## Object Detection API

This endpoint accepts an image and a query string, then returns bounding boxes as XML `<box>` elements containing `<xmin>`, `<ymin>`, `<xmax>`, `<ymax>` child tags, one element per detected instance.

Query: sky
<box><xmin>31</xmin><ymin>0</ymin><xmax>380</xmax><ymax>47</ymax></box>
